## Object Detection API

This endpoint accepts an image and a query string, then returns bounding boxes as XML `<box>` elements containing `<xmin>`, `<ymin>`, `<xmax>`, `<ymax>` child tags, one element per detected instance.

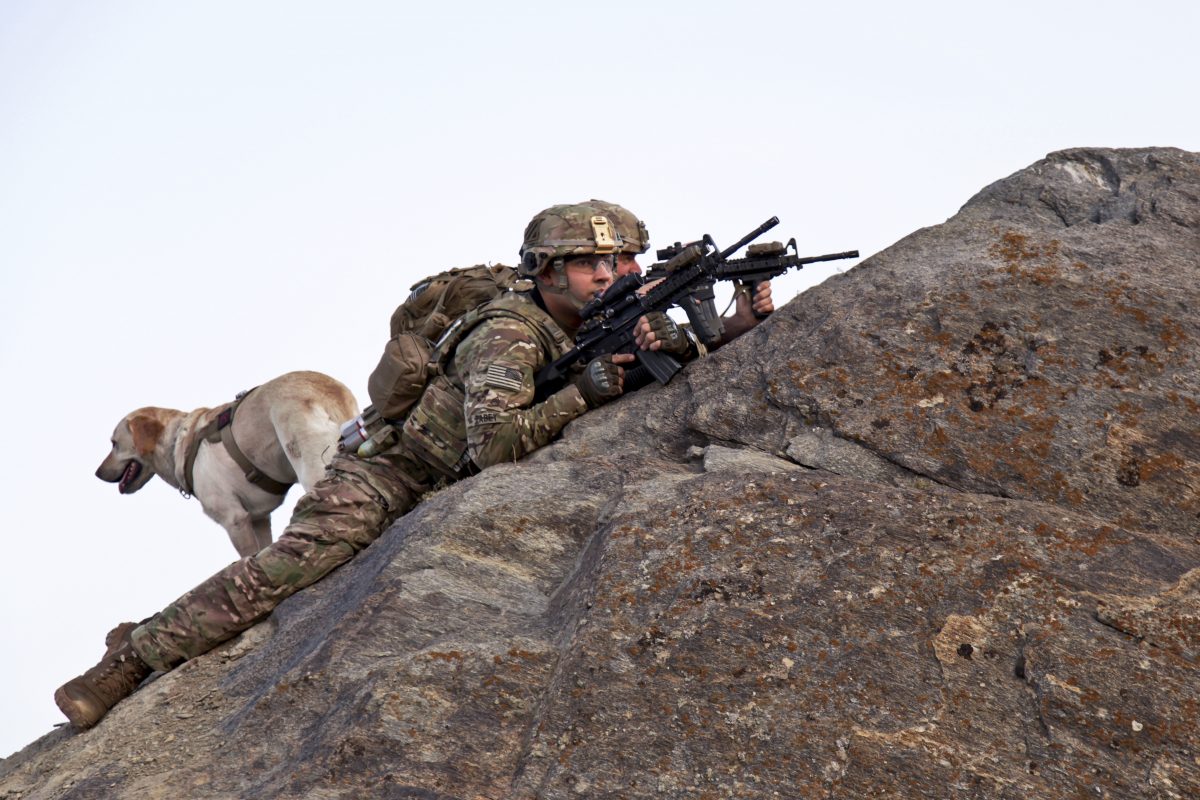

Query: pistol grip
<box><xmin>746</xmin><ymin>281</ymin><xmax>770</xmax><ymax>320</ymax></box>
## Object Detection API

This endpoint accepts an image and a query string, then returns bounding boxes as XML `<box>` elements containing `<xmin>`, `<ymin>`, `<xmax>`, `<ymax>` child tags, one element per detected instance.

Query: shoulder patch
<box><xmin>484</xmin><ymin>364</ymin><xmax>524</xmax><ymax>393</ymax></box>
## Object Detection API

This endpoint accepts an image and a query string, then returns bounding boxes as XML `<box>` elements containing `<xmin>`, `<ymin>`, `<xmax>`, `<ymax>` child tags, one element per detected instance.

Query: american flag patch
<box><xmin>484</xmin><ymin>364</ymin><xmax>524</xmax><ymax>393</ymax></box>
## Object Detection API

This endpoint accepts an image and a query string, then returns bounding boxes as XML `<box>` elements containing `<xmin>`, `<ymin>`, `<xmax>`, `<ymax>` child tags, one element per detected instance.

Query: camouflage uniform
<box><xmin>132</xmin><ymin>290</ymin><xmax>587</xmax><ymax>672</ymax></box>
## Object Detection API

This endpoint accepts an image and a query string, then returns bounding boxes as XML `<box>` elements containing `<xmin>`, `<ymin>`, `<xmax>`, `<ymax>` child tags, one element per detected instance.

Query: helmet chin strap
<box><xmin>538</xmin><ymin>256</ymin><xmax>610</xmax><ymax>311</ymax></box>
<box><xmin>536</xmin><ymin>257</ymin><xmax>572</xmax><ymax>295</ymax></box>
<box><xmin>538</xmin><ymin>272</ymin><xmax>592</xmax><ymax>311</ymax></box>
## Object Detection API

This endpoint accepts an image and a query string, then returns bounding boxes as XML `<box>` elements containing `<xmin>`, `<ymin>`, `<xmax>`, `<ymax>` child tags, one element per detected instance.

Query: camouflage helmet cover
<box><xmin>518</xmin><ymin>199</ymin><xmax>649</xmax><ymax>277</ymax></box>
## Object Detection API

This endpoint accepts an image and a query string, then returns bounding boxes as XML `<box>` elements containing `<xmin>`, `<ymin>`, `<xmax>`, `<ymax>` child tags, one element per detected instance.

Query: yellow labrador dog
<box><xmin>96</xmin><ymin>371</ymin><xmax>359</xmax><ymax>557</ymax></box>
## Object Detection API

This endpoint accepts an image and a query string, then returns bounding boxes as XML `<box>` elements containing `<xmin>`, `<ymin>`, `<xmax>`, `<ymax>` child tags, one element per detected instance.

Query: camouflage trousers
<box><xmin>130</xmin><ymin>451</ymin><xmax>433</xmax><ymax>672</ymax></box>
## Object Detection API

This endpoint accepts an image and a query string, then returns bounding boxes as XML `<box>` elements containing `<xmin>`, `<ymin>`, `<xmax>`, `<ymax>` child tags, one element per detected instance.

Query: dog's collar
<box><xmin>172</xmin><ymin>409</ymin><xmax>208</xmax><ymax>497</ymax></box>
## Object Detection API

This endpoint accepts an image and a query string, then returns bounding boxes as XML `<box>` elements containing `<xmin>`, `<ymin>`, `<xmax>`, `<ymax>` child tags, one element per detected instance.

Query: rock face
<box><xmin>3</xmin><ymin>147</ymin><xmax>1198</xmax><ymax>799</ymax></box>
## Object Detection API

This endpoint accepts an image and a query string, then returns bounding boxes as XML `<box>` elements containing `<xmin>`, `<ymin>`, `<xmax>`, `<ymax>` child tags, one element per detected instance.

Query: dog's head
<box><xmin>96</xmin><ymin>408</ymin><xmax>171</xmax><ymax>494</ymax></box>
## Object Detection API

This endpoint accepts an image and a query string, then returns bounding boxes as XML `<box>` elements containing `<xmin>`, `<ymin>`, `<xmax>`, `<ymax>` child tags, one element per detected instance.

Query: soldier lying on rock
<box><xmin>54</xmin><ymin>200</ymin><xmax>774</xmax><ymax>730</ymax></box>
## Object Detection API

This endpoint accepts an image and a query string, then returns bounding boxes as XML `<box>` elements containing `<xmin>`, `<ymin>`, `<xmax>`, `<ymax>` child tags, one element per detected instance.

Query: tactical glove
<box><xmin>577</xmin><ymin>356</ymin><xmax>625</xmax><ymax>409</ymax></box>
<box><xmin>641</xmin><ymin>312</ymin><xmax>690</xmax><ymax>356</ymax></box>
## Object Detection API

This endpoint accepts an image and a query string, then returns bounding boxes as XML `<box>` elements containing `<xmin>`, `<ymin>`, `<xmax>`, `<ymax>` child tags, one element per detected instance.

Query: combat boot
<box><xmin>103</xmin><ymin>618</ymin><xmax>150</xmax><ymax>658</ymax></box>
<box><xmin>54</xmin><ymin>639</ymin><xmax>153</xmax><ymax>730</ymax></box>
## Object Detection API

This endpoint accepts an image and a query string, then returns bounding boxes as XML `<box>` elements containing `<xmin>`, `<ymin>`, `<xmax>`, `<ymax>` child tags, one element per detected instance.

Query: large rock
<box><xmin>3</xmin><ymin>147</ymin><xmax>1197</xmax><ymax>799</ymax></box>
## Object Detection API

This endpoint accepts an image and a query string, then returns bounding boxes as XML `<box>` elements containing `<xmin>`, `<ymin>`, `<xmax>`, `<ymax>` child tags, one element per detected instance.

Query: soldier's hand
<box><xmin>634</xmin><ymin>312</ymin><xmax>689</xmax><ymax>355</ymax></box>
<box><xmin>752</xmin><ymin>280</ymin><xmax>774</xmax><ymax>316</ymax></box>
<box><xmin>577</xmin><ymin>354</ymin><xmax>634</xmax><ymax>408</ymax></box>
<box><xmin>732</xmin><ymin>280</ymin><xmax>774</xmax><ymax>323</ymax></box>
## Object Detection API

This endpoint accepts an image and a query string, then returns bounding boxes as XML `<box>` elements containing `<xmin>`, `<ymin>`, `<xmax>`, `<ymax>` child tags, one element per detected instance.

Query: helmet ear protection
<box><xmin>521</xmin><ymin>250</ymin><xmax>547</xmax><ymax>276</ymax></box>
<box><xmin>521</xmin><ymin>250</ymin><xmax>570</xmax><ymax>294</ymax></box>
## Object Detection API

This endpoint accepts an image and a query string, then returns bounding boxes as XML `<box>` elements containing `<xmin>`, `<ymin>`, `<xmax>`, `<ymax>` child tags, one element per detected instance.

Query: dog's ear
<box><xmin>129</xmin><ymin>414</ymin><xmax>165</xmax><ymax>458</ymax></box>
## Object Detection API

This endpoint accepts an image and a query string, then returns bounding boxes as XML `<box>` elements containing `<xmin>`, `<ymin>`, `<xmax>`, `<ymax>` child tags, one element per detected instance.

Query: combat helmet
<box><xmin>518</xmin><ymin>200</ymin><xmax>650</xmax><ymax>289</ymax></box>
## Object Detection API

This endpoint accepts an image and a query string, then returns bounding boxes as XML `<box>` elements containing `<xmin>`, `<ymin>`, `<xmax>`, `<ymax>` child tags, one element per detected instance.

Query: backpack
<box><xmin>367</xmin><ymin>264</ymin><xmax>524</xmax><ymax>420</ymax></box>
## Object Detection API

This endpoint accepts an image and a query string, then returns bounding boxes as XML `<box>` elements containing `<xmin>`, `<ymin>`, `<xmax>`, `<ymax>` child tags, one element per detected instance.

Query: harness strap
<box><xmin>427</xmin><ymin>293</ymin><xmax>569</xmax><ymax>377</ymax></box>
<box><xmin>181</xmin><ymin>388</ymin><xmax>292</xmax><ymax>496</ymax></box>
<box><xmin>180</xmin><ymin>404</ymin><xmax>229</xmax><ymax>497</ymax></box>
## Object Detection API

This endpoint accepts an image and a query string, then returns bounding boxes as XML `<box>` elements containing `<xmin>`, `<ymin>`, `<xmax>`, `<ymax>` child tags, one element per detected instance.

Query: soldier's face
<box><xmin>614</xmin><ymin>254</ymin><xmax>641</xmax><ymax>277</ymax></box>
<box><xmin>537</xmin><ymin>255</ymin><xmax>617</xmax><ymax>325</ymax></box>
<box><xmin>561</xmin><ymin>254</ymin><xmax>616</xmax><ymax>303</ymax></box>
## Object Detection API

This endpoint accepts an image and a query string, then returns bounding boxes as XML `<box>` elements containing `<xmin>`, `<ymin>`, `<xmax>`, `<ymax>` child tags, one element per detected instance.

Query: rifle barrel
<box><xmin>797</xmin><ymin>250</ymin><xmax>859</xmax><ymax>264</ymax></box>
<box><xmin>719</xmin><ymin>217</ymin><xmax>779</xmax><ymax>259</ymax></box>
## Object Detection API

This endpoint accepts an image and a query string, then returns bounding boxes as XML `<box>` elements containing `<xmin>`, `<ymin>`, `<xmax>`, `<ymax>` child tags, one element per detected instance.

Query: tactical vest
<box><xmin>398</xmin><ymin>290</ymin><xmax>574</xmax><ymax>479</ymax></box>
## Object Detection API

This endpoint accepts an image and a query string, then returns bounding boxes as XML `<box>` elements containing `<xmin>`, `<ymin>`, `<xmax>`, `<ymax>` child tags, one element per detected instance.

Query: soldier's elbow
<box><xmin>466</xmin><ymin>437</ymin><xmax>506</xmax><ymax>471</ymax></box>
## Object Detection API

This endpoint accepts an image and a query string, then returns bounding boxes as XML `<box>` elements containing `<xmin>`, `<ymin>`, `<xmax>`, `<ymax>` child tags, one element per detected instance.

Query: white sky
<box><xmin>2</xmin><ymin>0</ymin><xmax>1197</xmax><ymax>758</ymax></box>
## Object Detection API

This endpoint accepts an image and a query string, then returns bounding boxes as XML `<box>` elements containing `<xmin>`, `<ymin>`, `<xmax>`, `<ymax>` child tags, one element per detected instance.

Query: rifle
<box><xmin>533</xmin><ymin>217</ymin><xmax>858</xmax><ymax>399</ymax></box>
<box><xmin>646</xmin><ymin>216</ymin><xmax>859</xmax><ymax>346</ymax></box>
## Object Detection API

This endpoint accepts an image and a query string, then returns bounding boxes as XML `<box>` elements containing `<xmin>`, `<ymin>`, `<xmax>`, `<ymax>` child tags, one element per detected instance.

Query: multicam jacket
<box><xmin>399</xmin><ymin>290</ymin><xmax>587</xmax><ymax>478</ymax></box>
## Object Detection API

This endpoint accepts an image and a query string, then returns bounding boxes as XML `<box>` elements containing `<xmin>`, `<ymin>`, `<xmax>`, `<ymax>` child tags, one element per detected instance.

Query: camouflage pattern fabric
<box><xmin>402</xmin><ymin>294</ymin><xmax>586</xmax><ymax>478</ymax></box>
<box><xmin>518</xmin><ymin>199</ymin><xmax>649</xmax><ymax>278</ymax></box>
<box><xmin>130</xmin><ymin>290</ymin><xmax>586</xmax><ymax>672</ymax></box>
<box><xmin>131</xmin><ymin>451</ymin><xmax>431</xmax><ymax>670</ymax></box>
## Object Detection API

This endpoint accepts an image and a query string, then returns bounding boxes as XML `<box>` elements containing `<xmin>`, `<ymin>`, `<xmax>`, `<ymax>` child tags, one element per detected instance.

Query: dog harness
<box><xmin>181</xmin><ymin>388</ymin><xmax>292</xmax><ymax>497</ymax></box>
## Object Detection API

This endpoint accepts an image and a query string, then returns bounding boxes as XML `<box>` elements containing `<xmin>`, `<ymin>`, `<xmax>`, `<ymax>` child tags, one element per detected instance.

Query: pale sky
<box><xmin>2</xmin><ymin>0</ymin><xmax>1197</xmax><ymax>757</ymax></box>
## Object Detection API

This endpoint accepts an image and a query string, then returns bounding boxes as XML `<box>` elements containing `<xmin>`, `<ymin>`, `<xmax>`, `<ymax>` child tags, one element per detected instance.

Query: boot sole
<box><xmin>53</xmin><ymin>683</ymin><xmax>105</xmax><ymax>730</ymax></box>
